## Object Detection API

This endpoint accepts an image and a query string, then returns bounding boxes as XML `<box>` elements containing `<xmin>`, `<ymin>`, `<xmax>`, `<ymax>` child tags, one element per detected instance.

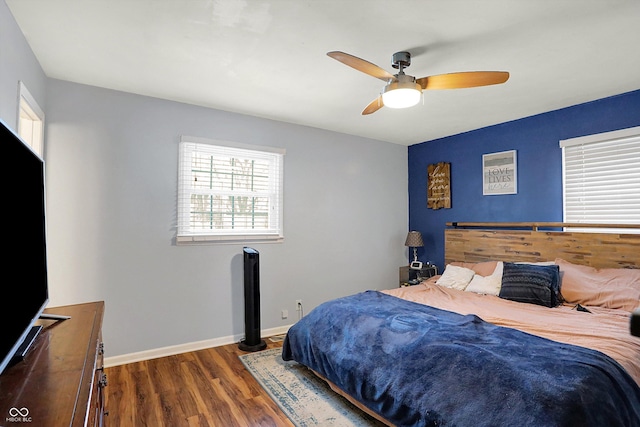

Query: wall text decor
<box><xmin>427</xmin><ymin>162</ymin><xmax>451</xmax><ymax>209</ymax></box>
<box><xmin>483</xmin><ymin>150</ymin><xmax>517</xmax><ymax>195</ymax></box>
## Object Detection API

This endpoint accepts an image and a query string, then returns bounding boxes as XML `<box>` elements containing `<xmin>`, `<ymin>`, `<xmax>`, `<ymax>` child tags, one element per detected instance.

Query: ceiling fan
<box><xmin>327</xmin><ymin>51</ymin><xmax>510</xmax><ymax>115</ymax></box>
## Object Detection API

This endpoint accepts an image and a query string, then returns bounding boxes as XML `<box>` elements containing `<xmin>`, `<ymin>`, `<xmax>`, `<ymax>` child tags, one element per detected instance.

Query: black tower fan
<box><xmin>239</xmin><ymin>247</ymin><xmax>267</xmax><ymax>352</ymax></box>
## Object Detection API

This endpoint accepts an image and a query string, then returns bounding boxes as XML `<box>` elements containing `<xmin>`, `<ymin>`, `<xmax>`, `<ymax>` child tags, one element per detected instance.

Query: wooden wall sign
<box><xmin>427</xmin><ymin>162</ymin><xmax>451</xmax><ymax>209</ymax></box>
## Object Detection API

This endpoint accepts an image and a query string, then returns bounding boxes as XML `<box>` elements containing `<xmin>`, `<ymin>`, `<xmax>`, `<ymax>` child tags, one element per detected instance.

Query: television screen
<box><xmin>0</xmin><ymin>119</ymin><xmax>49</xmax><ymax>375</ymax></box>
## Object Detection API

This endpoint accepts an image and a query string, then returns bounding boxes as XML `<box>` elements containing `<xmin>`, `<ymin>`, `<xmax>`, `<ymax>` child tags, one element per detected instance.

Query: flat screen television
<box><xmin>0</xmin><ymin>119</ymin><xmax>49</xmax><ymax>376</ymax></box>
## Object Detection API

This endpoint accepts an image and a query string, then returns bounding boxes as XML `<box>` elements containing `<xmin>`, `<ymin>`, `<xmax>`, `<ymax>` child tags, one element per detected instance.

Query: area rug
<box><xmin>239</xmin><ymin>348</ymin><xmax>386</xmax><ymax>426</ymax></box>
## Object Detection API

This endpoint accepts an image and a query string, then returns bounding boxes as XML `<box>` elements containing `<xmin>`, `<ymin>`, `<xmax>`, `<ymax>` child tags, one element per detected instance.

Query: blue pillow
<box><xmin>499</xmin><ymin>263</ymin><xmax>561</xmax><ymax>307</ymax></box>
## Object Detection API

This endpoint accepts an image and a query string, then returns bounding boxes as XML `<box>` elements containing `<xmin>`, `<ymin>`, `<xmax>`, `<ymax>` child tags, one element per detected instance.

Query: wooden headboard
<box><xmin>444</xmin><ymin>222</ymin><xmax>640</xmax><ymax>269</ymax></box>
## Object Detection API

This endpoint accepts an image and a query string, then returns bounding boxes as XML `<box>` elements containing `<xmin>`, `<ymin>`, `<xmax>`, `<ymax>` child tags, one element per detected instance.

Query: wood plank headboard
<box><xmin>444</xmin><ymin>222</ymin><xmax>640</xmax><ymax>269</ymax></box>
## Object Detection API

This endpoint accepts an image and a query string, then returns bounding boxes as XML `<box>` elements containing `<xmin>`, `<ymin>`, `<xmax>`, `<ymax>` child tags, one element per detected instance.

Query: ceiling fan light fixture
<box><xmin>382</xmin><ymin>80</ymin><xmax>422</xmax><ymax>109</ymax></box>
<box><xmin>328</xmin><ymin>50</ymin><xmax>509</xmax><ymax>115</ymax></box>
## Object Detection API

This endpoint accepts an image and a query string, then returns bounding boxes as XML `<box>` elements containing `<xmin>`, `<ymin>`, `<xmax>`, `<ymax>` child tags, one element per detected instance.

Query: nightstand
<box><xmin>399</xmin><ymin>264</ymin><xmax>438</xmax><ymax>287</ymax></box>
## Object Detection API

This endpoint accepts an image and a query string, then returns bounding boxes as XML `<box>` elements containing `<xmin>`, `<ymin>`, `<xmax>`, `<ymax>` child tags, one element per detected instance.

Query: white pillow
<box><xmin>436</xmin><ymin>264</ymin><xmax>476</xmax><ymax>290</ymax></box>
<box><xmin>465</xmin><ymin>262</ymin><xmax>504</xmax><ymax>295</ymax></box>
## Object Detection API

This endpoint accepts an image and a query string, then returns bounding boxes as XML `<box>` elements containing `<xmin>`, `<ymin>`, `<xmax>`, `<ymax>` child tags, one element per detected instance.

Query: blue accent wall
<box><xmin>408</xmin><ymin>89</ymin><xmax>640</xmax><ymax>270</ymax></box>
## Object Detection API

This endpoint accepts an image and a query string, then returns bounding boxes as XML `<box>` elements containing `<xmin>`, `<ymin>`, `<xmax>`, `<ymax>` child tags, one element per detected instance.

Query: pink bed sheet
<box><xmin>383</xmin><ymin>278</ymin><xmax>640</xmax><ymax>385</ymax></box>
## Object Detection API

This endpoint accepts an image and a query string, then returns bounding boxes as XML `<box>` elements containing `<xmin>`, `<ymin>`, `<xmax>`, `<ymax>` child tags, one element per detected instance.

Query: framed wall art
<box><xmin>483</xmin><ymin>150</ymin><xmax>517</xmax><ymax>195</ymax></box>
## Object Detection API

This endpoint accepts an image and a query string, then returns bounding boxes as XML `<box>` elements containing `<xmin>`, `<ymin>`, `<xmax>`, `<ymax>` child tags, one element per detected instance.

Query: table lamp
<box><xmin>405</xmin><ymin>231</ymin><xmax>424</xmax><ymax>269</ymax></box>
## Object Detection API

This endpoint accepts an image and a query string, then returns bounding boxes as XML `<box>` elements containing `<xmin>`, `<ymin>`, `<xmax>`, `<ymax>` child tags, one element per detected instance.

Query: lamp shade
<box><xmin>404</xmin><ymin>231</ymin><xmax>424</xmax><ymax>247</ymax></box>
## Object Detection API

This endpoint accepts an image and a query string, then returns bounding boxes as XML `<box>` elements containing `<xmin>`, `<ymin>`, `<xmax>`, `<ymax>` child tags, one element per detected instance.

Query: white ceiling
<box><xmin>6</xmin><ymin>0</ymin><xmax>640</xmax><ymax>146</ymax></box>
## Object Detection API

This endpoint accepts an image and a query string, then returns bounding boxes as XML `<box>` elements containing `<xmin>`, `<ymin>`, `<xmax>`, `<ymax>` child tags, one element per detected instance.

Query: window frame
<box><xmin>17</xmin><ymin>81</ymin><xmax>45</xmax><ymax>157</ymax></box>
<box><xmin>177</xmin><ymin>136</ymin><xmax>285</xmax><ymax>245</ymax></box>
<box><xmin>560</xmin><ymin>126</ymin><xmax>640</xmax><ymax>233</ymax></box>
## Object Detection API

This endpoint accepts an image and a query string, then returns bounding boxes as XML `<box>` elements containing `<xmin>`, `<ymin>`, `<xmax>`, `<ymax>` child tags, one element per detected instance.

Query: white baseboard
<box><xmin>104</xmin><ymin>324</ymin><xmax>292</xmax><ymax>368</ymax></box>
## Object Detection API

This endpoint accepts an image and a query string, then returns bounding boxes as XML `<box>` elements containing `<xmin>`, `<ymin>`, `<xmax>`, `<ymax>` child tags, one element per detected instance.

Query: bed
<box><xmin>282</xmin><ymin>223</ymin><xmax>640</xmax><ymax>427</ymax></box>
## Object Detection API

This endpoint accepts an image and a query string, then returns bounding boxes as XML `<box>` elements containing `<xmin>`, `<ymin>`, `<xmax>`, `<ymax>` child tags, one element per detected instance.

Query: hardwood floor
<box><xmin>104</xmin><ymin>337</ymin><xmax>294</xmax><ymax>427</ymax></box>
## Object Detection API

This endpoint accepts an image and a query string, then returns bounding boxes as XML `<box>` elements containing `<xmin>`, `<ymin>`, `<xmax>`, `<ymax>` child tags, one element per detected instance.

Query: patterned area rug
<box><xmin>239</xmin><ymin>348</ymin><xmax>386</xmax><ymax>426</ymax></box>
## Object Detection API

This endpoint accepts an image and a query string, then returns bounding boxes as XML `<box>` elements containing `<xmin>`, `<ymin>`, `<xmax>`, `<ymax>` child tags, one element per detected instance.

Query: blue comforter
<box><xmin>282</xmin><ymin>290</ymin><xmax>640</xmax><ymax>427</ymax></box>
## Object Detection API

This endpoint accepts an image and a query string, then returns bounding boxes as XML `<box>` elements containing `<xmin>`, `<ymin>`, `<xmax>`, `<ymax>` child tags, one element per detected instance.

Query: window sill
<box><xmin>176</xmin><ymin>234</ymin><xmax>284</xmax><ymax>245</ymax></box>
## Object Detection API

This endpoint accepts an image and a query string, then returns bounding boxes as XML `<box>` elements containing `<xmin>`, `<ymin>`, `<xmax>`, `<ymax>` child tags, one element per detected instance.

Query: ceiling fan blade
<box><xmin>362</xmin><ymin>96</ymin><xmax>384</xmax><ymax>115</ymax></box>
<box><xmin>327</xmin><ymin>51</ymin><xmax>396</xmax><ymax>82</ymax></box>
<box><xmin>416</xmin><ymin>71</ymin><xmax>509</xmax><ymax>90</ymax></box>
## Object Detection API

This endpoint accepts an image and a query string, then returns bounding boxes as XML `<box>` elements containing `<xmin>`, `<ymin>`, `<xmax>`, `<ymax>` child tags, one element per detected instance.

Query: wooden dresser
<box><xmin>0</xmin><ymin>301</ymin><xmax>106</xmax><ymax>427</ymax></box>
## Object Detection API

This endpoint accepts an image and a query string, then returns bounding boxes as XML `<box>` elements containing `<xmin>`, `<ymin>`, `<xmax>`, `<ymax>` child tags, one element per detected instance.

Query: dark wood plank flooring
<box><xmin>104</xmin><ymin>337</ymin><xmax>293</xmax><ymax>426</ymax></box>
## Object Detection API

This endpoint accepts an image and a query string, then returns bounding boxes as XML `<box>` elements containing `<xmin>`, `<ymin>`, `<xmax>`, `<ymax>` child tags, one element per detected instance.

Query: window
<box><xmin>17</xmin><ymin>81</ymin><xmax>45</xmax><ymax>157</ymax></box>
<box><xmin>177</xmin><ymin>136</ymin><xmax>285</xmax><ymax>244</ymax></box>
<box><xmin>560</xmin><ymin>126</ymin><xmax>640</xmax><ymax>232</ymax></box>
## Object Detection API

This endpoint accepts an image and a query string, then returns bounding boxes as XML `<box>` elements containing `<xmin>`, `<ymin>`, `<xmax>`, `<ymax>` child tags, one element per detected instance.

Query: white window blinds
<box><xmin>560</xmin><ymin>126</ymin><xmax>640</xmax><ymax>231</ymax></box>
<box><xmin>178</xmin><ymin>136</ymin><xmax>284</xmax><ymax>244</ymax></box>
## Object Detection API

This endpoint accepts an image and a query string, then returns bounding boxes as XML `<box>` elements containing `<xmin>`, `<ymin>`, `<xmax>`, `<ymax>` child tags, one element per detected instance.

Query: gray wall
<box><xmin>0</xmin><ymin>0</ymin><xmax>46</xmax><ymax>129</ymax></box>
<box><xmin>2</xmin><ymin>2</ymin><xmax>408</xmax><ymax>359</ymax></box>
<box><xmin>43</xmin><ymin>80</ymin><xmax>408</xmax><ymax>358</ymax></box>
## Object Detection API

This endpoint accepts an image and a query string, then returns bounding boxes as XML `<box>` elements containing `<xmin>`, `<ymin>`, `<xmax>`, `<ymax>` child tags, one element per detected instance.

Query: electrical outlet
<box><xmin>281</xmin><ymin>309</ymin><xmax>288</xmax><ymax>319</ymax></box>
<box><xmin>296</xmin><ymin>299</ymin><xmax>302</xmax><ymax>311</ymax></box>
